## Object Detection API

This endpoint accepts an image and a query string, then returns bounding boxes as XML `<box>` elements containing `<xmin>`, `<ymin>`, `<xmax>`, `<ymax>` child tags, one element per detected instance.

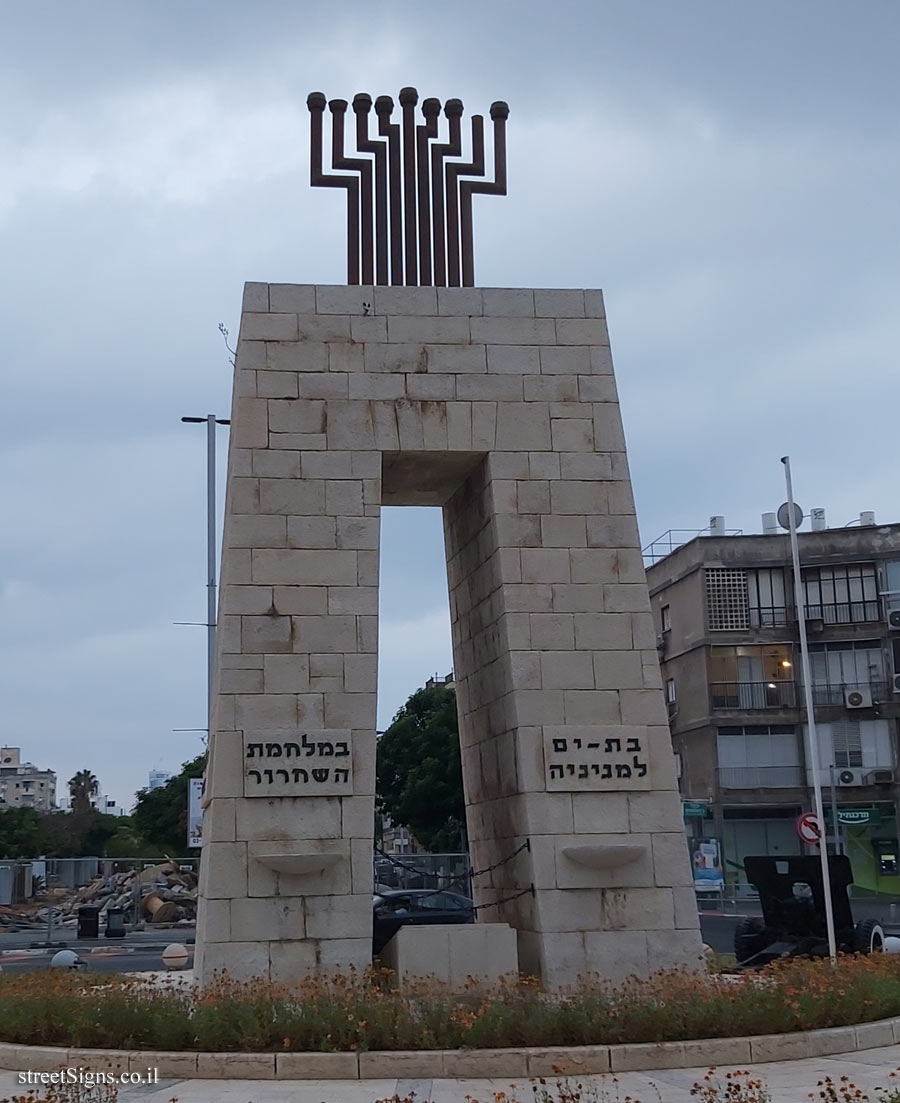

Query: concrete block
<box><xmin>608</xmin><ymin>1040</ymin><xmax>684</xmax><ymax>1072</ymax></box>
<box><xmin>316</xmin><ymin>284</ymin><xmax>371</xmax><ymax>314</ymax></box>
<box><xmin>373</xmin><ymin>285</ymin><xmax>437</xmax><ymax>315</ymax></box>
<box><xmin>197</xmin><ymin>939</ymin><xmax>269</xmax><ymax>980</ymax></box>
<box><xmin>526</xmin><ymin>1045</ymin><xmax>610</xmax><ymax>1076</ymax></box>
<box><xmin>387</xmin><ymin>315</ymin><xmax>470</xmax><ymax>343</ymax></box>
<box><xmin>381</xmin><ymin>923</ymin><xmax>518</xmax><ymax>989</ymax></box>
<box><xmin>304</xmin><ymin>894</ymin><xmax>371</xmax><ymax>939</ymax></box>
<box><xmin>196</xmin><ymin>1053</ymin><xmax>275</xmax><ymax>1079</ymax></box>
<box><xmin>241</xmin><ymin>313</ymin><xmax>297</xmax><ymax>341</ymax></box>
<box><xmin>540</xmin><ymin>346</ymin><xmax>591</xmax><ymax>374</ymax></box>
<box><xmin>252</xmin><ymin>549</ymin><xmax>357</xmax><ymax>585</ymax></box>
<box><xmin>487</xmin><ymin>344</ymin><xmax>541</xmax><ymax>374</ymax></box>
<box><xmin>243</xmin><ymin>282</ymin><xmax>269</xmax><ymax>311</ymax></box>
<box><xmin>275</xmin><ymin>1051</ymin><xmax>359</xmax><ymax>1079</ymax></box>
<box><xmin>442</xmin><ymin>1048</ymin><xmax>529</xmax><ymax>1077</ymax></box>
<box><xmin>235</xmin><ymin>795</ymin><xmax>342</xmax><ymax>841</ymax></box>
<box><xmin>483</xmin><ymin>287</ymin><xmax>535</xmax><ymax>316</ymax></box>
<box><xmin>230</xmin><ymin>896</ymin><xmax>304</xmax><ymax>941</ymax></box>
<box><xmin>748</xmin><ymin>1032</ymin><xmax>810</xmax><ymax>1062</ymax></box>
<box><xmin>471</xmin><ymin>317</ymin><xmax>555</xmax><ymax>345</ymax></box>
<box><xmin>269</xmin><ymin>283</ymin><xmax>316</xmax><ymax>313</ymax></box>
<box><xmin>556</xmin><ymin>318</ymin><xmax>610</xmax><ymax>345</ymax></box>
<box><xmin>286</xmin><ymin>515</ymin><xmax>337</xmax><ymax>548</ymax></box>
<box><xmin>534</xmin><ymin>289</ymin><xmax>586</xmax><ymax>317</ymax></box>
<box><xmin>272</xmin><ymin>585</ymin><xmax>328</xmax><ymax>614</ymax></box>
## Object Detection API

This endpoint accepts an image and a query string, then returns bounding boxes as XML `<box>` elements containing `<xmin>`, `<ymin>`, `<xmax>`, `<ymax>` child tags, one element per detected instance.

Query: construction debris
<box><xmin>0</xmin><ymin>862</ymin><xmax>198</xmax><ymax>932</ymax></box>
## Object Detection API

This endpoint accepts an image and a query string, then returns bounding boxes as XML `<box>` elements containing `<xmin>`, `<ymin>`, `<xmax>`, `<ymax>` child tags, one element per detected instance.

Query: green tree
<box><xmin>131</xmin><ymin>754</ymin><xmax>206</xmax><ymax>856</ymax></box>
<box><xmin>68</xmin><ymin>770</ymin><xmax>99</xmax><ymax>815</ymax></box>
<box><xmin>376</xmin><ymin>684</ymin><xmax>466</xmax><ymax>852</ymax></box>
<box><xmin>0</xmin><ymin>807</ymin><xmax>43</xmax><ymax>858</ymax></box>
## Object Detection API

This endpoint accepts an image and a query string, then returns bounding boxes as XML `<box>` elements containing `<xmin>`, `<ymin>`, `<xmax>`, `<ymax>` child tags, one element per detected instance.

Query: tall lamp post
<box><xmin>181</xmin><ymin>415</ymin><xmax>230</xmax><ymax>720</ymax></box>
<box><xmin>781</xmin><ymin>455</ymin><xmax>837</xmax><ymax>963</ymax></box>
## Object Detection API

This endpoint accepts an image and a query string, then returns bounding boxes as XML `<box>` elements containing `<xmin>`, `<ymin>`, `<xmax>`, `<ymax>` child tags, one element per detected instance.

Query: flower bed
<box><xmin>1</xmin><ymin>957</ymin><xmax>900</xmax><ymax>1055</ymax></box>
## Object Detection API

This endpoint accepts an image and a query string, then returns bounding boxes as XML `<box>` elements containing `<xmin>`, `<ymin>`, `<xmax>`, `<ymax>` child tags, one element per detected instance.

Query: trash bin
<box><xmin>77</xmin><ymin>904</ymin><xmax>100</xmax><ymax>940</ymax></box>
<box><xmin>105</xmin><ymin>906</ymin><xmax>125</xmax><ymax>939</ymax></box>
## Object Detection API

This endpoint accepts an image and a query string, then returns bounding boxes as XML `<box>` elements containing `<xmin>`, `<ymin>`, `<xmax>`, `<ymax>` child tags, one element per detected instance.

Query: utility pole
<box><xmin>781</xmin><ymin>455</ymin><xmax>837</xmax><ymax>963</ymax></box>
<box><xmin>181</xmin><ymin>415</ymin><xmax>230</xmax><ymax>718</ymax></box>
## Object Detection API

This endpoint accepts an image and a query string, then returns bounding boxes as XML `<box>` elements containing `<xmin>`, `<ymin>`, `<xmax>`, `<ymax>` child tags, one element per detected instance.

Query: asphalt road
<box><xmin>2</xmin><ymin>916</ymin><xmax>896</xmax><ymax>973</ymax></box>
<box><xmin>0</xmin><ymin>918</ymin><xmax>740</xmax><ymax>974</ymax></box>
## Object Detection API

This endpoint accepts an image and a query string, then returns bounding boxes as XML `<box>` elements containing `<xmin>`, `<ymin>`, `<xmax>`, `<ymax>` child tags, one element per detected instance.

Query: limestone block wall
<box><xmin>193</xmin><ymin>282</ymin><xmax>702</xmax><ymax>989</ymax></box>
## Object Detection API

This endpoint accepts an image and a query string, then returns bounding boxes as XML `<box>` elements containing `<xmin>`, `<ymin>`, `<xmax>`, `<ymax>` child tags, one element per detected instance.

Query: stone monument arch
<box><xmin>194</xmin><ymin>89</ymin><xmax>702</xmax><ymax>989</ymax></box>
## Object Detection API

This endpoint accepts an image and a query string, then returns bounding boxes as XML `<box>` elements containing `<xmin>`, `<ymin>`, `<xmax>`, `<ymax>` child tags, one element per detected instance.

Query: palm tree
<box><xmin>68</xmin><ymin>770</ymin><xmax>99</xmax><ymax>815</ymax></box>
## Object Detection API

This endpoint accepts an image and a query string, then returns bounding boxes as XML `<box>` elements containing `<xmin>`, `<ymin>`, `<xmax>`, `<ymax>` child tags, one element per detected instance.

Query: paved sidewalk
<box><xmin>2</xmin><ymin>1044</ymin><xmax>898</xmax><ymax>1102</ymax></box>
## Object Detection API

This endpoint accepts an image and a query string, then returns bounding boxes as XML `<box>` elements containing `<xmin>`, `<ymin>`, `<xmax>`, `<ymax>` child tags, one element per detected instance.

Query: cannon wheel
<box><xmin>853</xmin><ymin>918</ymin><xmax>885</xmax><ymax>954</ymax></box>
<box><xmin>734</xmin><ymin>916</ymin><xmax>768</xmax><ymax>963</ymax></box>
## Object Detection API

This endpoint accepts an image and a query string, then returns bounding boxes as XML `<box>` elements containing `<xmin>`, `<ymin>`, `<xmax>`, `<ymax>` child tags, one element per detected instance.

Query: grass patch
<box><xmin>0</xmin><ymin>956</ymin><xmax>899</xmax><ymax>1053</ymax></box>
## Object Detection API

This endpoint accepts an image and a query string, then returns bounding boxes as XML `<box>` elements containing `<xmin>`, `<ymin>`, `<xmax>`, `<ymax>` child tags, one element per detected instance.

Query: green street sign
<box><xmin>683</xmin><ymin>801</ymin><xmax>710</xmax><ymax>818</ymax></box>
<box><xmin>824</xmin><ymin>807</ymin><xmax>881</xmax><ymax>827</ymax></box>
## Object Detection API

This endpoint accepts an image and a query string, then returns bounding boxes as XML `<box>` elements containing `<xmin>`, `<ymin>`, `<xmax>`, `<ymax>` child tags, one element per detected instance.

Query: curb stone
<box><xmin>0</xmin><ymin>1016</ymin><xmax>898</xmax><ymax>1081</ymax></box>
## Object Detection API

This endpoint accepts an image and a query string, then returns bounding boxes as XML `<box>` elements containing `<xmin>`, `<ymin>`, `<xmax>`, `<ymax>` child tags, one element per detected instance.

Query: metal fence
<box><xmin>374</xmin><ymin>851</ymin><xmax>472</xmax><ymax>897</ymax></box>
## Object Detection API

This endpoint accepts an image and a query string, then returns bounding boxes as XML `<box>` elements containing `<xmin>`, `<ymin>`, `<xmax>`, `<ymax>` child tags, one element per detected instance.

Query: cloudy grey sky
<box><xmin>2</xmin><ymin>1</ymin><xmax>899</xmax><ymax>811</ymax></box>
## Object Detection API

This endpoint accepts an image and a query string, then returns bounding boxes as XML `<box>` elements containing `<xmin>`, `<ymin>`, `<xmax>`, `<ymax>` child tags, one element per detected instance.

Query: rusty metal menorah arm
<box><xmin>353</xmin><ymin>94</ymin><xmax>389</xmax><ymax>287</ymax></box>
<box><xmin>446</xmin><ymin>114</ymin><xmax>485</xmax><ymax>288</ymax></box>
<box><xmin>416</xmin><ymin>98</ymin><xmax>441</xmax><ymax>287</ymax></box>
<box><xmin>375</xmin><ymin>95</ymin><xmax>403</xmax><ymax>285</ymax></box>
<box><xmin>399</xmin><ymin>87</ymin><xmax>419</xmax><ymax>286</ymax></box>
<box><xmin>330</xmin><ymin>99</ymin><xmax>374</xmax><ymax>285</ymax></box>
<box><xmin>308</xmin><ymin>92</ymin><xmax>361</xmax><ymax>285</ymax></box>
<box><xmin>430</xmin><ymin>99</ymin><xmax>463</xmax><ymax>289</ymax></box>
<box><xmin>459</xmin><ymin>101</ymin><xmax>509</xmax><ymax>287</ymax></box>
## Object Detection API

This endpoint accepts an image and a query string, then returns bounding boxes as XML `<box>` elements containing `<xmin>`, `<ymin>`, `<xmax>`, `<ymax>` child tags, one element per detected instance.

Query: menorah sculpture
<box><xmin>308</xmin><ymin>88</ymin><xmax>508</xmax><ymax>287</ymax></box>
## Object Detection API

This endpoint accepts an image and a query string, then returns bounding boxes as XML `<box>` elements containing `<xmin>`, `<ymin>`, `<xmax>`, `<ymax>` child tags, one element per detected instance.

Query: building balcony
<box><xmin>804</xmin><ymin>600</ymin><xmax>881</xmax><ymax>626</ymax></box>
<box><xmin>710</xmin><ymin>681</ymin><xmax>797</xmax><ymax>710</ymax></box>
<box><xmin>807</xmin><ymin>680</ymin><xmax>888</xmax><ymax>707</ymax></box>
<box><xmin>718</xmin><ymin>765</ymin><xmax>805</xmax><ymax>789</ymax></box>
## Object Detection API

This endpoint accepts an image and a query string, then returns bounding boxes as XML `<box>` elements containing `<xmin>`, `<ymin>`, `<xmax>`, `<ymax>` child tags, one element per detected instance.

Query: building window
<box><xmin>831</xmin><ymin>720</ymin><xmax>863</xmax><ymax>768</ymax></box>
<box><xmin>802</xmin><ymin>563</ymin><xmax>879</xmax><ymax>625</ymax></box>
<box><xmin>807</xmin><ymin>718</ymin><xmax>895</xmax><ymax>771</ymax></box>
<box><xmin>709</xmin><ymin>644</ymin><xmax>795</xmax><ymax>709</ymax></box>
<box><xmin>747</xmin><ymin>568</ymin><xmax>788</xmax><ymax>627</ymax></box>
<box><xmin>717</xmin><ymin>725</ymin><xmax>802</xmax><ymax>788</ymax></box>
<box><xmin>805</xmin><ymin>639</ymin><xmax>885</xmax><ymax>705</ymax></box>
<box><xmin>666</xmin><ymin>678</ymin><xmax>677</xmax><ymax>704</ymax></box>
<box><xmin>661</xmin><ymin>604</ymin><xmax>671</xmax><ymax>633</ymax></box>
<box><xmin>706</xmin><ymin>568</ymin><xmax>749</xmax><ymax>630</ymax></box>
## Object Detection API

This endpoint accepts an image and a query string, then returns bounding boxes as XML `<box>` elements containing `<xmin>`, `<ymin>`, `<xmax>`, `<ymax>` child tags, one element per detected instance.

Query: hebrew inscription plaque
<box><xmin>242</xmin><ymin>730</ymin><xmax>353</xmax><ymax>797</ymax></box>
<box><xmin>543</xmin><ymin>727</ymin><xmax>652</xmax><ymax>791</ymax></box>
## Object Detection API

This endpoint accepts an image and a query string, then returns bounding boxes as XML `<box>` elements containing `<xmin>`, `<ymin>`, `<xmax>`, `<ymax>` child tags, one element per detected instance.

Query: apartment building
<box><xmin>0</xmin><ymin>747</ymin><xmax>57</xmax><ymax>811</ymax></box>
<box><xmin>645</xmin><ymin>515</ymin><xmax>900</xmax><ymax>897</ymax></box>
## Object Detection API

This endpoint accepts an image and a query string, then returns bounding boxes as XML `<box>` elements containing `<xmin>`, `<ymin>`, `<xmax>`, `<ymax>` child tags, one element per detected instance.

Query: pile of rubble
<box><xmin>0</xmin><ymin>862</ymin><xmax>198</xmax><ymax>931</ymax></box>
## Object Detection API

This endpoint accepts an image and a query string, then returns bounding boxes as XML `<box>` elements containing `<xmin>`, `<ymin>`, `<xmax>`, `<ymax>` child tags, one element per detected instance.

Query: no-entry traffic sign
<box><xmin>796</xmin><ymin>812</ymin><xmax>822</xmax><ymax>844</ymax></box>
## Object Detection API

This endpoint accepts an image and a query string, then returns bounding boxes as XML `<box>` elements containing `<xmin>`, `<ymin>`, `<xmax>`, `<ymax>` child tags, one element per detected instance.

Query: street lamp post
<box><xmin>181</xmin><ymin>415</ymin><xmax>230</xmax><ymax>720</ymax></box>
<box><xmin>781</xmin><ymin>455</ymin><xmax>837</xmax><ymax>963</ymax></box>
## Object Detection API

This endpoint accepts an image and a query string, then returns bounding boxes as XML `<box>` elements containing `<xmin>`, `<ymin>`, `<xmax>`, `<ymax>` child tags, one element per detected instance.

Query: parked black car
<box><xmin>372</xmin><ymin>889</ymin><xmax>474</xmax><ymax>954</ymax></box>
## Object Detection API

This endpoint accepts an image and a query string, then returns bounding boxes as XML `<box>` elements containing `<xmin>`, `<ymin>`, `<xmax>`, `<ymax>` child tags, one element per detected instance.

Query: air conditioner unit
<box><xmin>893</xmin><ymin>674</ymin><xmax>900</xmax><ymax>694</ymax></box>
<box><xmin>866</xmin><ymin>769</ymin><xmax>895</xmax><ymax>785</ymax></box>
<box><xmin>844</xmin><ymin>687</ymin><xmax>873</xmax><ymax>709</ymax></box>
<box><xmin>837</xmin><ymin>768</ymin><xmax>866</xmax><ymax>786</ymax></box>
<box><xmin>889</xmin><ymin>610</ymin><xmax>900</xmax><ymax>631</ymax></box>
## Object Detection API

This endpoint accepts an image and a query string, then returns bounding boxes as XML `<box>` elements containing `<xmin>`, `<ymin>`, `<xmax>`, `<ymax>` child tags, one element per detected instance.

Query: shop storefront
<box><xmin>824</xmin><ymin>803</ymin><xmax>900</xmax><ymax>895</ymax></box>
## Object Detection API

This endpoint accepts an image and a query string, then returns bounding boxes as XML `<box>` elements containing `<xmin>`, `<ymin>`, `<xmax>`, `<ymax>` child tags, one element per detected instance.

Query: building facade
<box><xmin>646</xmin><ymin>519</ymin><xmax>900</xmax><ymax>897</ymax></box>
<box><xmin>0</xmin><ymin>747</ymin><xmax>57</xmax><ymax>811</ymax></box>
